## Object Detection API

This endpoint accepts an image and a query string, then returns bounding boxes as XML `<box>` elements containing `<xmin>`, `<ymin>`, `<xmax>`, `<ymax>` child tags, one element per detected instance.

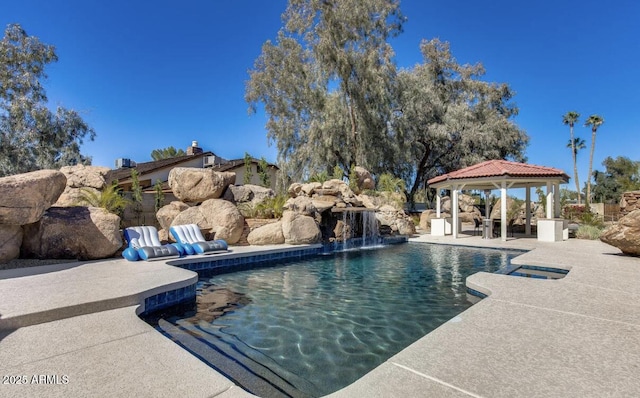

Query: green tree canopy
<box><xmin>246</xmin><ymin>0</ymin><xmax>404</xmax><ymax>180</ymax></box>
<box><xmin>0</xmin><ymin>24</ymin><xmax>95</xmax><ymax>176</ymax></box>
<box><xmin>591</xmin><ymin>156</ymin><xmax>640</xmax><ymax>203</ymax></box>
<box><xmin>150</xmin><ymin>146</ymin><xmax>186</xmax><ymax>160</ymax></box>
<box><xmin>394</xmin><ymin>39</ymin><xmax>528</xmax><ymax>201</ymax></box>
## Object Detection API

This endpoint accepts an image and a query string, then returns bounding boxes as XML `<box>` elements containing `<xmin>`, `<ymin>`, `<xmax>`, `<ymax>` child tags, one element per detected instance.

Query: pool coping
<box><xmin>1</xmin><ymin>233</ymin><xmax>640</xmax><ymax>397</ymax></box>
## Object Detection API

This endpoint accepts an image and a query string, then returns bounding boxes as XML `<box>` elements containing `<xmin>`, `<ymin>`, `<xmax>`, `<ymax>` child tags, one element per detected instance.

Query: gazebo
<box><xmin>427</xmin><ymin>160</ymin><xmax>570</xmax><ymax>241</ymax></box>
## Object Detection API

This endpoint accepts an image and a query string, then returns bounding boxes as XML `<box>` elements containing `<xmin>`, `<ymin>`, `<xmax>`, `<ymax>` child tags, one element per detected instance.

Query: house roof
<box><xmin>427</xmin><ymin>159</ymin><xmax>569</xmax><ymax>189</ymax></box>
<box><xmin>106</xmin><ymin>152</ymin><xmax>279</xmax><ymax>185</ymax></box>
<box><xmin>106</xmin><ymin>152</ymin><xmax>212</xmax><ymax>184</ymax></box>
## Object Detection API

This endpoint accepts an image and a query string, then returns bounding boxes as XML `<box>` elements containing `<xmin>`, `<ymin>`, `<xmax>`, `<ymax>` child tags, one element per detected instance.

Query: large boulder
<box><xmin>419</xmin><ymin>209</ymin><xmax>451</xmax><ymax>231</ymax></box>
<box><xmin>55</xmin><ymin>165</ymin><xmax>111</xmax><ymax>207</ymax></box>
<box><xmin>21</xmin><ymin>207</ymin><xmax>122</xmax><ymax>260</ymax></box>
<box><xmin>376</xmin><ymin>205</ymin><xmax>416</xmax><ymax>235</ymax></box>
<box><xmin>600</xmin><ymin>210</ymin><xmax>640</xmax><ymax>256</ymax></box>
<box><xmin>458</xmin><ymin>194</ymin><xmax>476</xmax><ymax>213</ymax></box>
<box><xmin>0</xmin><ymin>225</ymin><xmax>22</xmax><ymax>263</ymax></box>
<box><xmin>156</xmin><ymin>201</ymin><xmax>190</xmax><ymax>230</ymax></box>
<box><xmin>199</xmin><ymin>199</ymin><xmax>244</xmax><ymax>244</ymax></box>
<box><xmin>171</xmin><ymin>199</ymin><xmax>244</xmax><ymax>244</ymax></box>
<box><xmin>354</xmin><ymin>166</ymin><xmax>375</xmax><ymax>192</ymax></box>
<box><xmin>247</xmin><ymin>221</ymin><xmax>285</xmax><ymax>245</ymax></box>
<box><xmin>284</xmin><ymin>196</ymin><xmax>317</xmax><ymax>217</ymax></box>
<box><xmin>281</xmin><ymin>211</ymin><xmax>321</xmax><ymax>244</ymax></box>
<box><xmin>322</xmin><ymin>179</ymin><xmax>356</xmax><ymax>201</ymax></box>
<box><xmin>223</xmin><ymin>184</ymin><xmax>275</xmax><ymax>206</ymax></box>
<box><xmin>168</xmin><ymin>167</ymin><xmax>236</xmax><ymax>203</ymax></box>
<box><xmin>0</xmin><ymin>170</ymin><xmax>67</xmax><ymax>225</ymax></box>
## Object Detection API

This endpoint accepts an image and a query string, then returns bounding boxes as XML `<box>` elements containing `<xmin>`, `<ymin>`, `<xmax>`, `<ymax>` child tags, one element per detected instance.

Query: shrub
<box><xmin>576</xmin><ymin>225</ymin><xmax>604</xmax><ymax>240</ymax></box>
<box><xmin>255</xmin><ymin>194</ymin><xmax>287</xmax><ymax>219</ymax></box>
<box><xmin>75</xmin><ymin>183</ymin><xmax>129</xmax><ymax>217</ymax></box>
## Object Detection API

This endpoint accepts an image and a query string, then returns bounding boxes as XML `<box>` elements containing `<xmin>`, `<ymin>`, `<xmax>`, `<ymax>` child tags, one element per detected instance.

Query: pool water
<box><xmin>151</xmin><ymin>243</ymin><xmax>521</xmax><ymax>397</ymax></box>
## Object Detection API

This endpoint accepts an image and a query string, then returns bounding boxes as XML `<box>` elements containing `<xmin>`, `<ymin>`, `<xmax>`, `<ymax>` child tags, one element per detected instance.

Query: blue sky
<box><xmin>3</xmin><ymin>0</ymin><xmax>639</xmax><ymax>187</ymax></box>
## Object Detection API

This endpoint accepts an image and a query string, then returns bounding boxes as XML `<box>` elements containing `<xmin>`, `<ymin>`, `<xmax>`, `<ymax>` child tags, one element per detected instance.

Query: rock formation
<box><xmin>168</xmin><ymin>167</ymin><xmax>235</xmax><ymax>203</ymax></box>
<box><xmin>600</xmin><ymin>210</ymin><xmax>640</xmax><ymax>256</ymax></box>
<box><xmin>247</xmin><ymin>221</ymin><xmax>285</xmax><ymax>245</ymax></box>
<box><xmin>169</xmin><ymin>199</ymin><xmax>244</xmax><ymax>244</ymax></box>
<box><xmin>22</xmin><ymin>207</ymin><xmax>122</xmax><ymax>260</ymax></box>
<box><xmin>55</xmin><ymin>165</ymin><xmax>111</xmax><ymax>207</ymax></box>
<box><xmin>620</xmin><ymin>191</ymin><xmax>640</xmax><ymax>216</ymax></box>
<box><xmin>0</xmin><ymin>170</ymin><xmax>67</xmax><ymax>225</ymax></box>
<box><xmin>281</xmin><ymin>211</ymin><xmax>322</xmax><ymax>244</ymax></box>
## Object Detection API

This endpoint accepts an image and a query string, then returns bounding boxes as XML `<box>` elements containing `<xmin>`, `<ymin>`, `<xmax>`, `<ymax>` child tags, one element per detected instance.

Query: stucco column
<box><xmin>525</xmin><ymin>185</ymin><xmax>531</xmax><ymax>235</ymax></box>
<box><xmin>546</xmin><ymin>182</ymin><xmax>553</xmax><ymax>219</ymax></box>
<box><xmin>500</xmin><ymin>181</ymin><xmax>507</xmax><ymax>241</ymax></box>
<box><xmin>452</xmin><ymin>186</ymin><xmax>459</xmax><ymax>239</ymax></box>
<box><xmin>554</xmin><ymin>182</ymin><xmax>561</xmax><ymax>218</ymax></box>
<box><xmin>436</xmin><ymin>192</ymin><xmax>441</xmax><ymax>218</ymax></box>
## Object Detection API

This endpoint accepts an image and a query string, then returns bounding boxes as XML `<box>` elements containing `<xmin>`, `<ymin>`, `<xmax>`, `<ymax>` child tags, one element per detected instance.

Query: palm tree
<box><xmin>563</xmin><ymin>111</ymin><xmax>580</xmax><ymax>203</ymax></box>
<box><xmin>584</xmin><ymin>114</ymin><xmax>605</xmax><ymax>206</ymax></box>
<box><xmin>566</xmin><ymin>137</ymin><xmax>586</xmax><ymax>204</ymax></box>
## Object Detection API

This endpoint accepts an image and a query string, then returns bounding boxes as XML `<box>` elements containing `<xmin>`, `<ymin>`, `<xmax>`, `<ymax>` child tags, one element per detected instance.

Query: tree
<box><xmin>153</xmin><ymin>179</ymin><xmax>165</xmax><ymax>213</ymax></box>
<box><xmin>394</xmin><ymin>39</ymin><xmax>528</xmax><ymax>202</ymax></box>
<box><xmin>591</xmin><ymin>156</ymin><xmax>640</xmax><ymax>203</ymax></box>
<box><xmin>566</xmin><ymin>136</ymin><xmax>586</xmax><ymax>203</ymax></box>
<box><xmin>563</xmin><ymin>111</ymin><xmax>581</xmax><ymax>204</ymax></box>
<box><xmin>0</xmin><ymin>24</ymin><xmax>95</xmax><ymax>176</ymax></box>
<box><xmin>584</xmin><ymin>114</ymin><xmax>604</xmax><ymax>205</ymax></box>
<box><xmin>246</xmin><ymin>0</ymin><xmax>404</xmax><ymax>180</ymax></box>
<box><xmin>257</xmin><ymin>156</ymin><xmax>271</xmax><ymax>187</ymax></box>
<box><xmin>130</xmin><ymin>169</ymin><xmax>143</xmax><ymax>224</ymax></box>
<box><xmin>150</xmin><ymin>146</ymin><xmax>186</xmax><ymax>160</ymax></box>
<box><xmin>243</xmin><ymin>152</ymin><xmax>254</xmax><ymax>184</ymax></box>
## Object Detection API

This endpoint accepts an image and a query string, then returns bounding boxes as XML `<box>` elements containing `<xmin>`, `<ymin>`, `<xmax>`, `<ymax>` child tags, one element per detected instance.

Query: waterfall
<box><xmin>361</xmin><ymin>210</ymin><xmax>380</xmax><ymax>248</ymax></box>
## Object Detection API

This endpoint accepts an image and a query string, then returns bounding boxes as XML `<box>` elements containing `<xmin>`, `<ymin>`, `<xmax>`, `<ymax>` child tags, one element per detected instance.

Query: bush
<box><xmin>576</xmin><ymin>225</ymin><xmax>604</xmax><ymax>240</ymax></box>
<box><xmin>239</xmin><ymin>195</ymin><xmax>287</xmax><ymax>219</ymax></box>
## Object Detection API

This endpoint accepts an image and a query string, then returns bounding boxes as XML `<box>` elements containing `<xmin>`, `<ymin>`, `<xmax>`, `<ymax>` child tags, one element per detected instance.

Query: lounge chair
<box><xmin>123</xmin><ymin>226</ymin><xmax>182</xmax><ymax>261</ymax></box>
<box><xmin>169</xmin><ymin>224</ymin><xmax>229</xmax><ymax>255</ymax></box>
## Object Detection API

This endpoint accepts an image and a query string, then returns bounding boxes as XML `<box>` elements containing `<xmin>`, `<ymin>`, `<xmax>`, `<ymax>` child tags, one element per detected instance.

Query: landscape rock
<box><xmin>168</xmin><ymin>167</ymin><xmax>235</xmax><ymax>202</ymax></box>
<box><xmin>0</xmin><ymin>170</ymin><xmax>67</xmax><ymax>225</ymax></box>
<box><xmin>284</xmin><ymin>196</ymin><xmax>317</xmax><ymax>217</ymax></box>
<box><xmin>247</xmin><ymin>221</ymin><xmax>285</xmax><ymax>245</ymax></box>
<box><xmin>156</xmin><ymin>201</ymin><xmax>190</xmax><ymax>231</ymax></box>
<box><xmin>354</xmin><ymin>166</ymin><xmax>375</xmax><ymax>192</ymax></box>
<box><xmin>288</xmin><ymin>183</ymin><xmax>303</xmax><ymax>198</ymax></box>
<box><xmin>223</xmin><ymin>184</ymin><xmax>275</xmax><ymax>206</ymax></box>
<box><xmin>198</xmin><ymin>199</ymin><xmax>245</xmax><ymax>244</ymax></box>
<box><xmin>322</xmin><ymin>179</ymin><xmax>356</xmax><ymax>201</ymax></box>
<box><xmin>282</xmin><ymin>211</ymin><xmax>321</xmax><ymax>244</ymax></box>
<box><xmin>376</xmin><ymin>205</ymin><xmax>416</xmax><ymax>235</ymax></box>
<box><xmin>600</xmin><ymin>210</ymin><xmax>640</xmax><ymax>256</ymax></box>
<box><xmin>55</xmin><ymin>165</ymin><xmax>111</xmax><ymax>207</ymax></box>
<box><xmin>59</xmin><ymin>165</ymin><xmax>110</xmax><ymax>189</ymax></box>
<box><xmin>21</xmin><ymin>207</ymin><xmax>122</xmax><ymax>260</ymax></box>
<box><xmin>0</xmin><ymin>225</ymin><xmax>22</xmax><ymax>263</ymax></box>
<box><xmin>301</xmin><ymin>182</ymin><xmax>322</xmax><ymax>197</ymax></box>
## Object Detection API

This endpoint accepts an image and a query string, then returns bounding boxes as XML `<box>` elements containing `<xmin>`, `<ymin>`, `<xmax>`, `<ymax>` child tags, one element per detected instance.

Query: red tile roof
<box><xmin>427</xmin><ymin>160</ymin><xmax>569</xmax><ymax>185</ymax></box>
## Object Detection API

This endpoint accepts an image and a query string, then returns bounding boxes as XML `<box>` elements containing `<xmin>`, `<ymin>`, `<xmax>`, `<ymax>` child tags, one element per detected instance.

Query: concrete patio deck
<box><xmin>1</xmin><ymin>234</ymin><xmax>639</xmax><ymax>397</ymax></box>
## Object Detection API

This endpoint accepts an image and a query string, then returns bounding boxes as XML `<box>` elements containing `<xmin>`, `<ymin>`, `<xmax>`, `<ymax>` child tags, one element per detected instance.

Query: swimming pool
<box><xmin>148</xmin><ymin>243</ymin><xmax>522</xmax><ymax>397</ymax></box>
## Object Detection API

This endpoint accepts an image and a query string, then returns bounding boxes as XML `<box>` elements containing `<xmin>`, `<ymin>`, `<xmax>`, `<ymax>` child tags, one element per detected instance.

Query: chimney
<box><xmin>187</xmin><ymin>140</ymin><xmax>203</xmax><ymax>156</ymax></box>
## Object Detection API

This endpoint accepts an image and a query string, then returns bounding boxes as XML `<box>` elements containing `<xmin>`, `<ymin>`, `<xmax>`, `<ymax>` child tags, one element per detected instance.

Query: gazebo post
<box><xmin>525</xmin><ymin>185</ymin><xmax>531</xmax><ymax>236</ymax></box>
<box><xmin>452</xmin><ymin>185</ymin><xmax>459</xmax><ymax>239</ymax></box>
<box><xmin>546</xmin><ymin>182</ymin><xmax>553</xmax><ymax>219</ymax></box>
<box><xmin>554</xmin><ymin>183</ymin><xmax>561</xmax><ymax>217</ymax></box>
<box><xmin>500</xmin><ymin>181</ymin><xmax>507</xmax><ymax>241</ymax></box>
<box><xmin>436</xmin><ymin>191</ymin><xmax>441</xmax><ymax>218</ymax></box>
